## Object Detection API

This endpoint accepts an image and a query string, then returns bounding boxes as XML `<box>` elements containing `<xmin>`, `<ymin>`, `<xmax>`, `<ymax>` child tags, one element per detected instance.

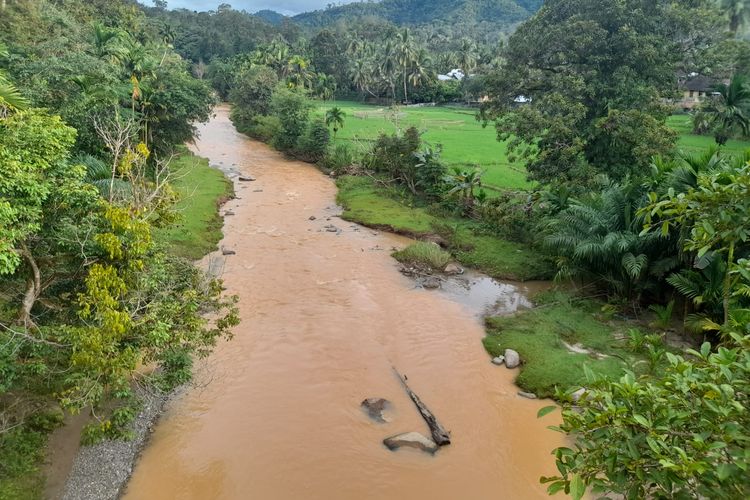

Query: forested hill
<box><xmin>293</xmin><ymin>0</ymin><xmax>543</xmax><ymax>29</ymax></box>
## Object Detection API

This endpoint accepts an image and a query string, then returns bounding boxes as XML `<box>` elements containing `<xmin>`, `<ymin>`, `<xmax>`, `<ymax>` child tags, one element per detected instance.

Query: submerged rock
<box><xmin>491</xmin><ymin>356</ymin><xmax>505</xmax><ymax>366</ymax></box>
<box><xmin>421</xmin><ymin>277</ymin><xmax>441</xmax><ymax>289</ymax></box>
<box><xmin>383</xmin><ymin>432</ymin><xmax>438</xmax><ymax>454</ymax></box>
<box><xmin>504</xmin><ymin>349</ymin><xmax>520</xmax><ymax>369</ymax></box>
<box><xmin>221</xmin><ymin>247</ymin><xmax>236</xmax><ymax>256</ymax></box>
<box><xmin>238</xmin><ymin>175</ymin><xmax>256</xmax><ymax>182</ymax></box>
<box><xmin>308</xmin><ymin>215</ymin><xmax>317</xmax><ymax>221</ymax></box>
<box><xmin>225</xmin><ymin>210</ymin><xmax>235</xmax><ymax>216</ymax></box>
<box><xmin>517</xmin><ymin>391</ymin><xmax>537</xmax><ymax>400</ymax></box>
<box><xmin>361</xmin><ymin>398</ymin><xmax>390</xmax><ymax>423</ymax></box>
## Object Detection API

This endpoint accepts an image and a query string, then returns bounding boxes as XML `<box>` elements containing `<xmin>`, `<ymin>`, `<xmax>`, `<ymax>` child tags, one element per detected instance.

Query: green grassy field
<box><xmin>319</xmin><ymin>103</ymin><xmax>750</xmax><ymax>192</ymax></box>
<box><xmin>156</xmin><ymin>148</ymin><xmax>234</xmax><ymax>260</ymax></box>
<box><xmin>667</xmin><ymin>115</ymin><xmax>750</xmax><ymax>156</ymax></box>
<box><xmin>316</xmin><ymin>101</ymin><xmax>530</xmax><ymax>190</ymax></box>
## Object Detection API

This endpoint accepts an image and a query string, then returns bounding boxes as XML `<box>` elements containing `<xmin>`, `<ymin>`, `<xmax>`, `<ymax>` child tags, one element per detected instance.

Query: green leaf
<box><xmin>538</xmin><ymin>406</ymin><xmax>557</xmax><ymax>418</ymax></box>
<box><xmin>717</xmin><ymin>463</ymin><xmax>732</xmax><ymax>481</ymax></box>
<box><xmin>633</xmin><ymin>414</ymin><xmax>651</xmax><ymax>428</ymax></box>
<box><xmin>569</xmin><ymin>474</ymin><xmax>585</xmax><ymax>500</ymax></box>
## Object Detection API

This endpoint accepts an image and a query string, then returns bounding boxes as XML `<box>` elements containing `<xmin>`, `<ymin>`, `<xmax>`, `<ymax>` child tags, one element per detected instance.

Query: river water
<box><xmin>122</xmin><ymin>106</ymin><xmax>564</xmax><ymax>500</ymax></box>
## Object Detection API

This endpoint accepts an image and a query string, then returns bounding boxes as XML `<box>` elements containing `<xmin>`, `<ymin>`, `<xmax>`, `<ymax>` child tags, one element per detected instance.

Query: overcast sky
<box><xmin>164</xmin><ymin>1</ymin><xmax>358</xmax><ymax>16</ymax></box>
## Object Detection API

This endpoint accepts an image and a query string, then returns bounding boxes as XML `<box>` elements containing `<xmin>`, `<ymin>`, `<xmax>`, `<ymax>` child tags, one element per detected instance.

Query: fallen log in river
<box><xmin>393</xmin><ymin>368</ymin><xmax>451</xmax><ymax>446</ymax></box>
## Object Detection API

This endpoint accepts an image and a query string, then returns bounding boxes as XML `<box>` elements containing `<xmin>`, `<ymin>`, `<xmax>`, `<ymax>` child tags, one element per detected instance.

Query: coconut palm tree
<box><xmin>284</xmin><ymin>55</ymin><xmax>313</xmax><ymax>89</ymax></box>
<box><xmin>456</xmin><ymin>38</ymin><xmax>478</xmax><ymax>75</ymax></box>
<box><xmin>409</xmin><ymin>49</ymin><xmax>433</xmax><ymax>90</ymax></box>
<box><xmin>380</xmin><ymin>40</ymin><xmax>398</xmax><ymax>101</ymax></box>
<box><xmin>325</xmin><ymin>107</ymin><xmax>346</xmax><ymax>138</ymax></box>
<box><xmin>704</xmin><ymin>74</ymin><xmax>750</xmax><ymax>145</ymax></box>
<box><xmin>351</xmin><ymin>59</ymin><xmax>375</xmax><ymax>99</ymax></box>
<box><xmin>313</xmin><ymin>73</ymin><xmax>336</xmax><ymax>101</ymax></box>
<box><xmin>396</xmin><ymin>29</ymin><xmax>416</xmax><ymax>103</ymax></box>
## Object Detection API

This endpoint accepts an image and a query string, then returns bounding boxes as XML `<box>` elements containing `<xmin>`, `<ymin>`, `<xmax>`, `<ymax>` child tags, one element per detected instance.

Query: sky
<box><xmin>165</xmin><ymin>0</ymin><xmax>359</xmax><ymax>16</ymax></box>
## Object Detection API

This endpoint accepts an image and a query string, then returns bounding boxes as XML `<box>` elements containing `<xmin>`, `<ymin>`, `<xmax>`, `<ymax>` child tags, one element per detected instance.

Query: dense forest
<box><xmin>2</xmin><ymin>0</ymin><xmax>750</xmax><ymax>498</ymax></box>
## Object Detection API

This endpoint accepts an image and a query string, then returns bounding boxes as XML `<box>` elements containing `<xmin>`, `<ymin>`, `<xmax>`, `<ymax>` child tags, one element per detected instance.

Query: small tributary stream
<box><xmin>121</xmin><ymin>106</ymin><xmax>564</xmax><ymax>499</ymax></box>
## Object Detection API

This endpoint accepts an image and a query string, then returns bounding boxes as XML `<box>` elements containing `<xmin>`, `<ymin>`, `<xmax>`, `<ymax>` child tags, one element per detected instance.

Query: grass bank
<box><xmin>336</xmin><ymin>175</ymin><xmax>552</xmax><ymax>281</ymax></box>
<box><xmin>156</xmin><ymin>147</ymin><xmax>234</xmax><ymax>259</ymax></box>
<box><xmin>482</xmin><ymin>291</ymin><xmax>666</xmax><ymax>398</ymax></box>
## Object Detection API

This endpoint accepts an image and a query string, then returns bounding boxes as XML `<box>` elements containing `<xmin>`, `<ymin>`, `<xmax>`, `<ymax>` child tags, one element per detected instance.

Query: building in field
<box><xmin>675</xmin><ymin>74</ymin><xmax>721</xmax><ymax>111</ymax></box>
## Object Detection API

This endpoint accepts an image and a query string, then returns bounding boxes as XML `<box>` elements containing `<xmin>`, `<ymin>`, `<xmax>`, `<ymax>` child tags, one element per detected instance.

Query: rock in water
<box><xmin>361</xmin><ymin>398</ymin><xmax>390</xmax><ymax>423</ymax></box>
<box><xmin>308</xmin><ymin>215</ymin><xmax>317</xmax><ymax>221</ymax></box>
<box><xmin>421</xmin><ymin>277</ymin><xmax>441</xmax><ymax>289</ymax></box>
<box><xmin>444</xmin><ymin>263</ymin><xmax>463</xmax><ymax>275</ymax></box>
<box><xmin>221</xmin><ymin>247</ymin><xmax>236</xmax><ymax>256</ymax></box>
<box><xmin>517</xmin><ymin>391</ymin><xmax>537</xmax><ymax>400</ymax></box>
<box><xmin>491</xmin><ymin>356</ymin><xmax>505</xmax><ymax>366</ymax></box>
<box><xmin>504</xmin><ymin>349</ymin><xmax>520</xmax><ymax>369</ymax></box>
<box><xmin>383</xmin><ymin>432</ymin><xmax>438</xmax><ymax>454</ymax></box>
<box><xmin>238</xmin><ymin>175</ymin><xmax>256</xmax><ymax>182</ymax></box>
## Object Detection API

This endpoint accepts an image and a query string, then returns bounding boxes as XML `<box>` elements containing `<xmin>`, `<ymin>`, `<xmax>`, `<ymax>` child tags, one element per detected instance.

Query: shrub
<box><xmin>295</xmin><ymin>119</ymin><xmax>330</xmax><ymax>163</ymax></box>
<box><xmin>270</xmin><ymin>85</ymin><xmax>313</xmax><ymax>152</ymax></box>
<box><xmin>247</xmin><ymin>115</ymin><xmax>281</xmax><ymax>142</ymax></box>
<box><xmin>320</xmin><ymin>143</ymin><xmax>357</xmax><ymax>174</ymax></box>
<box><xmin>392</xmin><ymin>242</ymin><xmax>451</xmax><ymax>271</ymax></box>
<box><xmin>476</xmin><ymin>191</ymin><xmax>538</xmax><ymax>243</ymax></box>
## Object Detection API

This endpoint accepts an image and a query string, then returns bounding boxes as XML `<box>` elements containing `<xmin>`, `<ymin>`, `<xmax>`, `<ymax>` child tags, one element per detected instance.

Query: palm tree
<box><xmin>351</xmin><ymin>59</ymin><xmax>375</xmax><ymax>99</ymax></box>
<box><xmin>91</xmin><ymin>23</ymin><xmax>126</xmax><ymax>63</ymax></box>
<box><xmin>409</xmin><ymin>49</ymin><xmax>433</xmax><ymax>91</ymax></box>
<box><xmin>380</xmin><ymin>40</ymin><xmax>398</xmax><ymax>101</ymax></box>
<box><xmin>395</xmin><ymin>29</ymin><xmax>416</xmax><ymax>103</ymax></box>
<box><xmin>0</xmin><ymin>43</ymin><xmax>28</xmax><ymax>116</ymax></box>
<box><xmin>456</xmin><ymin>38</ymin><xmax>478</xmax><ymax>75</ymax></box>
<box><xmin>284</xmin><ymin>55</ymin><xmax>313</xmax><ymax>89</ymax></box>
<box><xmin>444</xmin><ymin>167</ymin><xmax>483</xmax><ymax>212</ymax></box>
<box><xmin>325</xmin><ymin>107</ymin><xmax>346</xmax><ymax>138</ymax></box>
<box><xmin>704</xmin><ymin>74</ymin><xmax>750</xmax><ymax>145</ymax></box>
<box><xmin>314</xmin><ymin>73</ymin><xmax>336</xmax><ymax>101</ymax></box>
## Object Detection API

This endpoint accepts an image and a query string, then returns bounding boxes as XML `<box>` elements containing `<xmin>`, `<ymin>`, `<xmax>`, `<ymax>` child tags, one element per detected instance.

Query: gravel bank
<box><xmin>61</xmin><ymin>386</ymin><xmax>179</xmax><ymax>500</ymax></box>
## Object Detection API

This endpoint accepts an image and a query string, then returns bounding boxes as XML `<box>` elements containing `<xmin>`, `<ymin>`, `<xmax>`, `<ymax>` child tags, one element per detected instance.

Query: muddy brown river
<box><xmin>122</xmin><ymin>106</ymin><xmax>564</xmax><ymax>500</ymax></box>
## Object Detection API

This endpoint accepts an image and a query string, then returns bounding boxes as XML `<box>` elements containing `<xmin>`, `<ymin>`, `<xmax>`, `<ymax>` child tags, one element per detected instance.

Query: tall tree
<box><xmin>482</xmin><ymin>0</ymin><xmax>725</xmax><ymax>185</ymax></box>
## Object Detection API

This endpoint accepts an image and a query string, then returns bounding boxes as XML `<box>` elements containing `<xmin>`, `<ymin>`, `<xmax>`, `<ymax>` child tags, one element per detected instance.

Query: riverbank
<box><xmin>25</xmin><ymin>148</ymin><xmax>235</xmax><ymax>500</ymax></box>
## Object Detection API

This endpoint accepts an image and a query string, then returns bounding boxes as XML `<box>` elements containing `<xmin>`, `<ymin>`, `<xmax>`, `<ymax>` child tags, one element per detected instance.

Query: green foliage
<box><xmin>229</xmin><ymin>65</ymin><xmax>279</xmax><ymax>133</ymax></box>
<box><xmin>295</xmin><ymin>119</ymin><xmax>330</xmax><ymax>163</ymax></box>
<box><xmin>482</xmin><ymin>0</ymin><xmax>724</xmax><ymax>184</ymax></box>
<box><xmin>700</xmin><ymin>73</ymin><xmax>750</xmax><ymax>145</ymax></box>
<box><xmin>0</xmin><ymin>111</ymin><xmax>87</xmax><ymax>274</ymax></box>
<box><xmin>392</xmin><ymin>242</ymin><xmax>452</xmax><ymax>271</ymax></box>
<box><xmin>324</xmin><ymin>106</ymin><xmax>346</xmax><ymax>137</ymax></box>
<box><xmin>270</xmin><ymin>85</ymin><xmax>313</xmax><ymax>152</ymax></box>
<box><xmin>543</xmin><ymin>339</ymin><xmax>750</xmax><ymax>499</ymax></box>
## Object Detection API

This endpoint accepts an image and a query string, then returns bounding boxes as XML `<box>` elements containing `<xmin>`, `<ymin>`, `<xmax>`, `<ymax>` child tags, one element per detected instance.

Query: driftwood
<box><xmin>392</xmin><ymin>368</ymin><xmax>451</xmax><ymax>446</ymax></box>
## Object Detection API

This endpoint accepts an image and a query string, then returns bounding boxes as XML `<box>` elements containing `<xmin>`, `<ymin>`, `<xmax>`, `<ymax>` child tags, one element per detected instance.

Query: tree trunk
<box><xmin>403</xmin><ymin>70</ymin><xmax>408</xmax><ymax>104</ymax></box>
<box><xmin>393</xmin><ymin>368</ymin><xmax>450</xmax><ymax>446</ymax></box>
<box><xmin>723</xmin><ymin>241</ymin><xmax>735</xmax><ymax>326</ymax></box>
<box><xmin>17</xmin><ymin>243</ymin><xmax>40</xmax><ymax>327</ymax></box>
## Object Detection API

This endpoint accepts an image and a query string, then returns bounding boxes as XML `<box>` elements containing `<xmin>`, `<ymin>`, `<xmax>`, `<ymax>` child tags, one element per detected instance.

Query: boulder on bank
<box><xmin>444</xmin><ymin>263</ymin><xmax>463</xmax><ymax>275</ymax></box>
<box><xmin>504</xmin><ymin>349</ymin><xmax>520</xmax><ymax>369</ymax></box>
<box><xmin>383</xmin><ymin>432</ymin><xmax>438</xmax><ymax>454</ymax></box>
<box><xmin>361</xmin><ymin>398</ymin><xmax>391</xmax><ymax>423</ymax></box>
<box><xmin>491</xmin><ymin>356</ymin><xmax>505</xmax><ymax>366</ymax></box>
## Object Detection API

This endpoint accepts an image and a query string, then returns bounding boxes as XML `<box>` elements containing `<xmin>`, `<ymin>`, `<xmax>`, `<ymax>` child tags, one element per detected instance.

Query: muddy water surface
<box><xmin>123</xmin><ymin>106</ymin><xmax>563</xmax><ymax>500</ymax></box>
